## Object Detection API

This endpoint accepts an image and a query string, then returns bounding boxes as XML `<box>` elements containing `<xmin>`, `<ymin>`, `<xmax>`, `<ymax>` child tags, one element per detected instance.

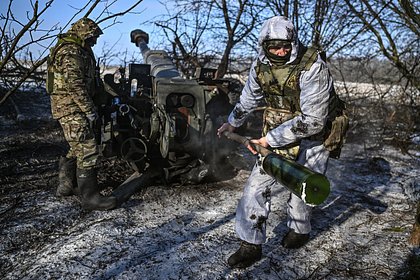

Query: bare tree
<box><xmin>259</xmin><ymin>0</ymin><xmax>358</xmax><ymax>60</ymax></box>
<box><xmin>266</xmin><ymin>0</ymin><xmax>291</xmax><ymax>17</ymax></box>
<box><xmin>213</xmin><ymin>0</ymin><xmax>266</xmax><ymax>78</ymax></box>
<box><xmin>154</xmin><ymin>0</ymin><xmax>265</xmax><ymax>78</ymax></box>
<box><xmin>0</xmin><ymin>0</ymin><xmax>56</xmax><ymax>105</ymax></box>
<box><xmin>154</xmin><ymin>0</ymin><xmax>358</xmax><ymax>78</ymax></box>
<box><xmin>344</xmin><ymin>0</ymin><xmax>420</xmax><ymax>91</ymax></box>
<box><xmin>265</xmin><ymin>0</ymin><xmax>300</xmax><ymax>31</ymax></box>
<box><xmin>0</xmin><ymin>0</ymin><xmax>144</xmax><ymax>106</ymax></box>
<box><xmin>154</xmin><ymin>1</ymin><xmax>215</xmax><ymax>77</ymax></box>
<box><xmin>331</xmin><ymin>0</ymin><xmax>420</xmax><ymax>157</ymax></box>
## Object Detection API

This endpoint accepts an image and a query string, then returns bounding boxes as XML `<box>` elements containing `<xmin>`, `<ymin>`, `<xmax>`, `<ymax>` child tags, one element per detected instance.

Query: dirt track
<box><xmin>1</xmin><ymin>91</ymin><xmax>420</xmax><ymax>279</ymax></box>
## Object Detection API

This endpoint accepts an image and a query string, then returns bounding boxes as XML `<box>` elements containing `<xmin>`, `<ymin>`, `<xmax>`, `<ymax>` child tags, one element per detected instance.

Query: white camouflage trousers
<box><xmin>235</xmin><ymin>141</ymin><xmax>330</xmax><ymax>245</ymax></box>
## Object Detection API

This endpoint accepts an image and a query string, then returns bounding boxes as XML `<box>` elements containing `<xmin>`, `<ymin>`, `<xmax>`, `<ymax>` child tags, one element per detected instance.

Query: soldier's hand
<box><xmin>250</xmin><ymin>137</ymin><xmax>269</xmax><ymax>148</ymax></box>
<box><xmin>217</xmin><ymin>122</ymin><xmax>235</xmax><ymax>138</ymax></box>
<box><xmin>86</xmin><ymin>112</ymin><xmax>98</xmax><ymax>129</ymax></box>
<box><xmin>247</xmin><ymin>137</ymin><xmax>269</xmax><ymax>155</ymax></box>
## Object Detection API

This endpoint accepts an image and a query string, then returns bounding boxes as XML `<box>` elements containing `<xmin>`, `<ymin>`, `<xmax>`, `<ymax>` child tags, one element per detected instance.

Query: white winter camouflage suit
<box><xmin>227</xmin><ymin>16</ymin><xmax>333</xmax><ymax>244</ymax></box>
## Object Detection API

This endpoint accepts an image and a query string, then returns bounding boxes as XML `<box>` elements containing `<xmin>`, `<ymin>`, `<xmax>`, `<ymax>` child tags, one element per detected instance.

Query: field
<box><xmin>0</xmin><ymin>89</ymin><xmax>419</xmax><ymax>279</ymax></box>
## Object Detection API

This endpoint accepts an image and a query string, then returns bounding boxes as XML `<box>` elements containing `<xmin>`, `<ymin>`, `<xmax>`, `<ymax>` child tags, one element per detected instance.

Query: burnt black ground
<box><xmin>1</xmin><ymin>90</ymin><xmax>420</xmax><ymax>279</ymax></box>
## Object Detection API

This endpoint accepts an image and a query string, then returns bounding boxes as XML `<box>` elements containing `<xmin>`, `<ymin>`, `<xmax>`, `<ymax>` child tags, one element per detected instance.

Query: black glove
<box><xmin>86</xmin><ymin>112</ymin><xmax>98</xmax><ymax>130</ymax></box>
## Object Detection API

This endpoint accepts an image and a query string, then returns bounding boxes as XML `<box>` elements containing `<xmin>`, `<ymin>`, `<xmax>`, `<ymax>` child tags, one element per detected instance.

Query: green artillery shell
<box><xmin>262</xmin><ymin>153</ymin><xmax>330</xmax><ymax>206</ymax></box>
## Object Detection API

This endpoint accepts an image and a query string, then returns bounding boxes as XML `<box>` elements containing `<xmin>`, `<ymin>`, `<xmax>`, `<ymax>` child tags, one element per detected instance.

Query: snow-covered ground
<box><xmin>1</xmin><ymin>90</ymin><xmax>419</xmax><ymax>279</ymax></box>
<box><xmin>2</xmin><ymin>141</ymin><xmax>419</xmax><ymax>279</ymax></box>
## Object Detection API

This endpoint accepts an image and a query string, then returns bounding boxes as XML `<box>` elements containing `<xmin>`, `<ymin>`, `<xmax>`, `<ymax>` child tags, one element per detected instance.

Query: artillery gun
<box><xmin>95</xmin><ymin>29</ymin><xmax>241</xmax><ymax>186</ymax></box>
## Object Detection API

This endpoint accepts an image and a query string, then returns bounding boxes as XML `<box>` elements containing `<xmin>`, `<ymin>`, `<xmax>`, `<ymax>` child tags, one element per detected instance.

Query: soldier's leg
<box><xmin>56</xmin><ymin>116</ymin><xmax>78</xmax><ymax>196</ymax></box>
<box><xmin>283</xmin><ymin>142</ymin><xmax>329</xmax><ymax>248</ymax></box>
<box><xmin>235</xmin><ymin>161</ymin><xmax>277</xmax><ymax>244</ymax></box>
<box><xmin>62</xmin><ymin>114</ymin><xmax>116</xmax><ymax>210</ymax></box>
<box><xmin>56</xmin><ymin>156</ymin><xmax>77</xmax><ymax>196</ymax></box>
<box><xmin>228</xmin><ymin>161</ymin><xmax>277</xmax><ymax>268</ymax></box>
<box><xmin>60</xmin><ymin>114</ymin><xmax>98</xmax><ymax>167</ymax></box>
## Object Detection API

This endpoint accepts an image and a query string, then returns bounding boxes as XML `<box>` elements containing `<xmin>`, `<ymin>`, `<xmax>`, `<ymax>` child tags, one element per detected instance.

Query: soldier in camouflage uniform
<box><xmin>48</xmin><ymin>17</ymin><xmax>116</xmax><ymax>211</ymax></box>
<box><xmin>218</xmin><ymin>16</ymin><xmax>340</xmax><ymax>268</ymax></box>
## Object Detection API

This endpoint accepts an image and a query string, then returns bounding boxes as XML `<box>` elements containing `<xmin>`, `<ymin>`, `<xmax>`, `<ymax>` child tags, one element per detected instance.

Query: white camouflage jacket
<box><xmin>227</xmin><ymin>16</ymin><xmax>333</xmax><ymax>149</ymax></box>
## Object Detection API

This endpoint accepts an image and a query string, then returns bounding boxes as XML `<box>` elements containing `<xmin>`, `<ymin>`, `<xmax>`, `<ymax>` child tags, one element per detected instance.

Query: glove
<box><xmin>86</xmin><ymin>112</ymin><xmax>98</xmax><ymax>129</ymax></box>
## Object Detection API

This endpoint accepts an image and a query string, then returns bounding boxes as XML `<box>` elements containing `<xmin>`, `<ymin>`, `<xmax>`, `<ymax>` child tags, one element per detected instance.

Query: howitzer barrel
<box><xmin>130</xmin><ymin>29</ymin><xmax>181</xmax><ymax>78</ymax></box>
<box><xmin>222</xmin><ymin>131</ymin><xmax>330</xmax><ymax>206</ymax></box>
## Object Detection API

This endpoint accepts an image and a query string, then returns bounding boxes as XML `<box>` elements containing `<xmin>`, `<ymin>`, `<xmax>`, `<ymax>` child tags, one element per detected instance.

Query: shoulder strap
<box><xmin>283</xmin><ymin>47</ymin><xmax>319</xmax><ymax>91</ymax></box>
<box><xmin>254</xmin><ymin>59</ymin><xmax>271</xmax><ymax>89</ymax></box>
<box><xmin>254</xmin><ymin>59</ymin><xmax>265</xmax><ymax>76</ymax></box>
<box><xmin>48</xmin><ymin>35</ymin><xmax>85</xmax><ymax>67</ymax></box>
<box><xmin>299</xmin><ymin>46</ymin><xmax>319</xmax><ymax>71</ymax></box>
<box><xmin>46</xmin><ymin>35</ymin><xmax>86</xmax><ymax>94</ymax></box>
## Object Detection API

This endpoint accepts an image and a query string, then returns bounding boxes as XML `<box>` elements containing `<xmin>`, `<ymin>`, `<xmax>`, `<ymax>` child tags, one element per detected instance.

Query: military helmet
<box><xmin>68</xmin><ymin>17</ymin><xmax>103</xmax><ymax>41</ymax></box>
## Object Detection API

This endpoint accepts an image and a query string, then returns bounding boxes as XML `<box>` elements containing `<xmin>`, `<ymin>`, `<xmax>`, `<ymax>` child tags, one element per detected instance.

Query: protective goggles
<box><xmin>263</xmin><ymin>40</ymin><xmax>292</xmax><ymax>51</ymax></box>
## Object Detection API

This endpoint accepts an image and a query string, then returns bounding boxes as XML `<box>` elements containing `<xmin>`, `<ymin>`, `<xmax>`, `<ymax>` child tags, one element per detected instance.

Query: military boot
<box><xmin>56</xmin><ymin>156</ymin><xmax>77</xmax><ymax>197</ymax></box>
<box><xmin>76</xmin><ymin>168</ymin><xmax>117</xmax><ymax>211</ymax></box>
<box><xmin>227</xmin><ymin>241</ymin><xmax>262</xmax><ymax>269</ymax></box>
<box><xmin>281</xmin><ymin>228</ymin><xmax>310</xmax><ymax>249</ymax></box>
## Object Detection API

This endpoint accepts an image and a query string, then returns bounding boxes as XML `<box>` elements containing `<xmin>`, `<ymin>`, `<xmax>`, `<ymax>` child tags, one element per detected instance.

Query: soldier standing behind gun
<box><xmin>47</xmin><ymin>17</ymin><xmax>116</xmax><ymax>211</ymax></box>
<box><xmin>218</xmin><ymin>16</ymin><xmax>343</xmax><ymax>268</ymax></box>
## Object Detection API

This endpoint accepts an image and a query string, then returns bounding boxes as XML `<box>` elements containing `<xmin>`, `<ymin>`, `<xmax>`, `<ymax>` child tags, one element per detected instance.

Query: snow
<box><xmin>1</xmin><ymin>91</ymin><xmax>420</xmax><ymax>279</ymax></box>
<box><xmin>1</xmin><ymin>141</ymin><xmax>419</xmax><ymax>279</ymax></box>
<box><xmin>335</xmin><ymin>81</ymin><xmax>420</xmax><ymax>102</ymax></box>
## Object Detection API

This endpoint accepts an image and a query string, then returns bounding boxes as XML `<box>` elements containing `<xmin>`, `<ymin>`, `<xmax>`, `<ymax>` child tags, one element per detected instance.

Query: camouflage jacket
<box><xmin>228</xmin><ymin>51</ymin><xmax>333</xmax><ymax>149</ymax></box>
<box><xmin>49</xmin><ymin>37</ymin><xmax>97</xmax><ymax>119</ymax></box>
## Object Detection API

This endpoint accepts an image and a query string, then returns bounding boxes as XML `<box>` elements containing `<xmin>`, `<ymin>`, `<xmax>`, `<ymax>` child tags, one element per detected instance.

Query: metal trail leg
<box><xmin>112</xmin><ymin>167</ymin><xmax>160</xmax><ymax>207</ymax></box>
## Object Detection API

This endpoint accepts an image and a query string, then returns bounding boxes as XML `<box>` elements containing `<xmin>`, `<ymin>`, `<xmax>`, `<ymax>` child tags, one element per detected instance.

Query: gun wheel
<box><xmin>120</xmin><ymin>137</ymin><xmax>148</xmax><ymax>169</ymax></box>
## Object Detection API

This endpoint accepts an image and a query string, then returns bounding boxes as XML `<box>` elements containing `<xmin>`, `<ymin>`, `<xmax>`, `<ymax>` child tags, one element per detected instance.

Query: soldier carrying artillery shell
<box><xmin>218</xmin><ymin>16</ymin><xmax>348</xmax><ymax>269</ymax></box>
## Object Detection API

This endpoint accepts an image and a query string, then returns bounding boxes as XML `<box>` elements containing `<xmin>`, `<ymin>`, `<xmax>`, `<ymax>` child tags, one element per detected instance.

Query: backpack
<box><xmin>317</xmin><ymin>49</ymin><xmax>349</xmax><ymax>158</ymax></box>
<box><xmin>324</xmin><ymin>87</ymin><xmax>349</xmax><ymax>158</ymax></box>
<box><xmin>46</xmin><ymin>35</ymin><xmax>84</xmax><ymax>94</ymax></box>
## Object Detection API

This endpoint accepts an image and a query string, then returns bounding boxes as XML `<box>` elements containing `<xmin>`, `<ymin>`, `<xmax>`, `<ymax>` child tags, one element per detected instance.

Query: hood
<box><xmin>257</xmin><ymin>16</ymin><xmax>300</xmax><ymax>64</ymax></box>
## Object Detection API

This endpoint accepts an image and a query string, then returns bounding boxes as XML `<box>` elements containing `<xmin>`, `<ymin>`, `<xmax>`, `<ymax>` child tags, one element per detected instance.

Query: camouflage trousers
<box><xmin>234</xmin><ymin>139</ymin><xmax>330</xmax><ymax>245</ymax></box>
<box><xmin>58</xmin><ymin>113</ymin><xmax>98</xmax><ymax>169</ymax></box>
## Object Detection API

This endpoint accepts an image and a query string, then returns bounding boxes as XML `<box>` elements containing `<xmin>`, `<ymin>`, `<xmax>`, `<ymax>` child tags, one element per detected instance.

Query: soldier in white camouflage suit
<box><xmin>48</xmin><ymin>17</ymin><xmax>116</xmax><ymax>211</ymax></box>
<box><xmin>218</xmin><ymin>16</ymin><xmax>341</xmax><ymax>268</ymax></box>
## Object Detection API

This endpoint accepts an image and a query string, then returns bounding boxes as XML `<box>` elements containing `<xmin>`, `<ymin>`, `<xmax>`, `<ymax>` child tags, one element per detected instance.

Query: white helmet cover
<box><xmin>257</xmin><ymin>16</ymin><xmax>300</xmax><ymax>64</ymax></box>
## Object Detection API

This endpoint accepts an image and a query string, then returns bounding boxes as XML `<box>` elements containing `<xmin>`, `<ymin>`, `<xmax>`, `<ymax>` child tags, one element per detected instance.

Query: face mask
<box><xmin>85</xmin><ymin>36</ymin><xmax>98</xmax><ymax>47</ymax></box>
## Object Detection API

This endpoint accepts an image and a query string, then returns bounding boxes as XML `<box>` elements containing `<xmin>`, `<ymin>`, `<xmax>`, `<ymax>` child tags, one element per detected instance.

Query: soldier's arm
<box><xmin>60</xmin><ymin>48</ymin><xmax>96</xmax><ymax>115</ymax></box>
<box><xmin>266</xmin><ymin>55</ymin><xmax>331</xmax><ymax>147</ymax></box>
<box><xmin>227</xmin><ymin>60</ymin><xmax>264</xmax><ymax>127</ymax></box>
